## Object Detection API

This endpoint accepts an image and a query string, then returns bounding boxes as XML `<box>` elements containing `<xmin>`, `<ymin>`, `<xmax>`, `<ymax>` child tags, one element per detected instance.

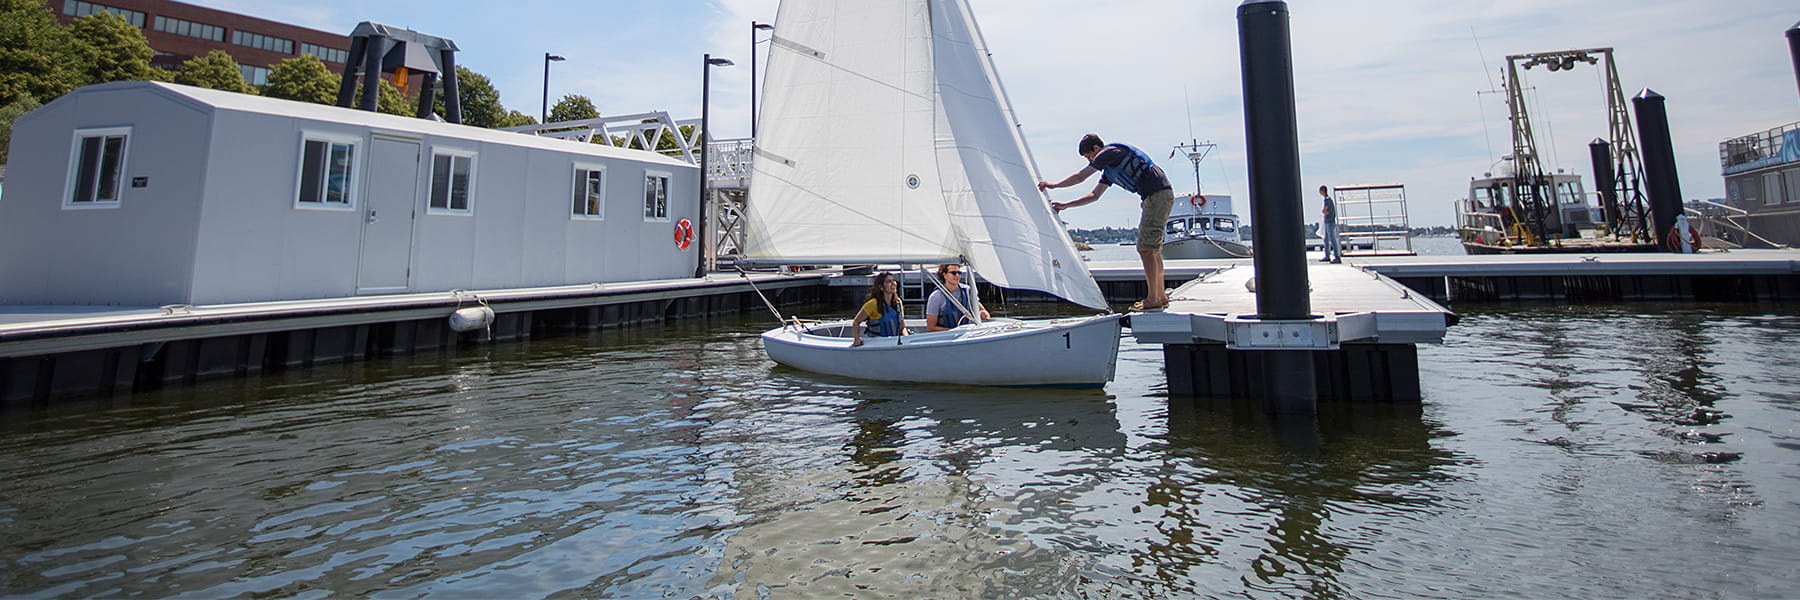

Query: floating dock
<box><xmin>1130</xmin><ymin>263</ymin><xmax>1453</xmax><ymax>401</ymax></box>
<box><xmin>1081</xmin><ymin>248</ymin><xmax>1800</xmax><ymax>303</ymax></box>
<box><xmin>0</xmin><ymin>273</ymin><xmax>828</xmax><ymax>406</ymax></box>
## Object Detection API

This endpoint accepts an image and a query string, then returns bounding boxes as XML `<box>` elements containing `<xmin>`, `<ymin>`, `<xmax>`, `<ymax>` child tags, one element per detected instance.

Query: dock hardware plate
<box><xmin>1225</xmin><ymin>315</ymin><xmax>1339</xmax><ymax>350</ymax></box>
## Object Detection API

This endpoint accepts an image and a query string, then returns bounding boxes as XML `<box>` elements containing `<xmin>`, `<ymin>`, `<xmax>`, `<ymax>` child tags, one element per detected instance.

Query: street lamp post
<box><xmin>750</xmin><ymin>21</ymin><xmax>774</xmax><ymax>138</ymax></box>
<box><xmin>542</xmin><ymin>53</ymin><xmax>565</xmax><ymax>123</ymax></box>
<box><xmin>697</xmin><ymin>54</ymin><xmax>735</xmax><ymax>278</ymax></box>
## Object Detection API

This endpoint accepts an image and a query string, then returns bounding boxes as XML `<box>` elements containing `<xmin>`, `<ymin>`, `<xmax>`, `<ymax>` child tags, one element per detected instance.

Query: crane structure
<box><xmin>1501</xmin><ymin>47</ymin><xmax>1650</xmax><ymax>243</ymax></box>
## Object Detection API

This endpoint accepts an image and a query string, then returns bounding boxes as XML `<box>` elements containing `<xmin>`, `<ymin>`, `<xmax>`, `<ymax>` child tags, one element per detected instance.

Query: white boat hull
<box><xmin>760</xmin><ymin>314</ymin><xmax>1125</xmax><ymax>387</ymax></box>
<box><xmin>1163</xmin><ymin>237</ymin><xmax>1252</xmax><ymax>259</ymax></box>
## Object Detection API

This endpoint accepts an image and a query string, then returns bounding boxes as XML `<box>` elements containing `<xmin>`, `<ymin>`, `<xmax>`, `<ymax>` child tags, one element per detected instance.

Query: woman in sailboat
<box><xmin>925</xmin><ymin>264</ymin><xmax>990</xmax><ymax>331</ymax></box>
<box><xmin>850</xmin><ymin>272</ymin><xmax>907</xmax><ymax>347</ymax></box>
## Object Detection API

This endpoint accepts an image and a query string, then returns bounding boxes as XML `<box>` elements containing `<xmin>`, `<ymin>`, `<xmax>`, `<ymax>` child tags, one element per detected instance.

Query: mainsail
<box><xmin>742</xmin><ymin>0</ymin><xmax>1107</xmax><ymax>310</ymax></box>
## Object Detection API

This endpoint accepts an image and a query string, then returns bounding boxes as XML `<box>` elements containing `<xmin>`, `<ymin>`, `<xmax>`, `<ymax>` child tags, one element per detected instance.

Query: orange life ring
<box><xmin>1669</xmin><ymin>222</ymin><xmax>1699</xmax><ymax>253</ymax></box>
<box><xmin>674</xmin><ymin>219</ymin><xmax>694</xmax><ymax>250</ymax></box>
<box><xmin>1189</xmin><ymin>194</ymin><xmax>1207</xmax><ymax>209</ymax></box>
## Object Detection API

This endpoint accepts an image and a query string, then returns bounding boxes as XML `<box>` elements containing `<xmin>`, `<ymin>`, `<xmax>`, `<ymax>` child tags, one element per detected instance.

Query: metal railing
<box><xmin>706</xmin><ymin>138</ymin><xmax>754</xmax><ymax>188</ymax></box>
<box><xmin>500</xmin><ymin>112</ymin><xmax>704</xmax><ymax>163</ymax></box>
<box><xmin>1720</xmin><ymin>120</ymin><xmax>1800</xmax><ymax>175</ymax></box>
<box><xmin>1332</xmin><ymin>183</ymin><xmax>1414</xmax><ymax>255</ymax></box>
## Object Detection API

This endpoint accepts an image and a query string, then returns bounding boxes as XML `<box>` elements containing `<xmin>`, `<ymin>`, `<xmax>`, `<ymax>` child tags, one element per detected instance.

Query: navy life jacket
<box><xmin>1093</xmin><ymin>143</ymin><xmax>1171</xmax><ymax>196</ymax></box>
<box><xmin>938</xmin><ymin>287</ymin><xmax>974</xmax><ymax>328</ymax></box>
<box><xmin>869</xmin><ymin>302</ymin><xmax>902</xmax><ymax>337</ymax></box>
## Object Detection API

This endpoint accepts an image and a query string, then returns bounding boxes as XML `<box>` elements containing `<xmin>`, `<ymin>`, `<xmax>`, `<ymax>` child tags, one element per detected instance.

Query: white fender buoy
<box><xmin>448</xmin><ymin>305</ymin><xmax>495</xmax><ymax>332</ymax></box>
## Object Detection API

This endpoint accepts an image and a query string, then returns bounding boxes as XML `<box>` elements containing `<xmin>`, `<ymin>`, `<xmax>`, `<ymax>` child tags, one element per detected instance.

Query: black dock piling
<box><xmin>1632</xmin><ymin>89</ymin><xmax>1683</xmax><ymax>251</ymax></box>
<box><xmin>1238</xmin><ymin>0</ymin><xmax>1316</xmax><ymax>414</ymax></box>
<box><xmin>1787</xmin><ymin>21</ymin><xmax>1800</xmax><ymax>104</ymax></box>
<box><xmin>1588</xmin><ymin>139</ymin><xmax>1621</xmax><ymax>232</ymax></box>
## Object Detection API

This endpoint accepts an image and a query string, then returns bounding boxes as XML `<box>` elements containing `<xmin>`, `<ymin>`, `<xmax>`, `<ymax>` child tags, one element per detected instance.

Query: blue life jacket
<box><xmin>938</xmin><ymin>287</ymin><xmax>974</xmax><ymax>328</ymax></box>
<box><xmin>1093</xmin><ymin>144</ymin><xmax>1171</xmax><ymax>196</ymax></box>
<box><xmin>869</xmin><ymin>303</ymin><xmax>902</xmax><ymax>337</ymax></box>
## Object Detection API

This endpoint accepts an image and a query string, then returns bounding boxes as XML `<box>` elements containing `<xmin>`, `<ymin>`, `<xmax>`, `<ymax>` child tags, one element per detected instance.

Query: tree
<box><xmin>548</xmin><ymin>94</ymin><xmax>598</xmax><ymax>123</ymax></box>
<box><xmin>453</xmin><ymin>66</ymin><xmax>507</xmax><ymax>128</ymax></box>
<box><xmin>0</xmin><ymin>0</ymin><xmax>79</xmax><ymax>106</ymax></box>
<box><xmin>493</xmin><ymin>109</ymin><xmax>536</xmax><ymax>128</ymax></box>
<box><xmin>174</xmin><ymin>50</ymin><xmax>252</xmax><ymax>94</ymax></box>
<box><xmin>0</xmin><ymin>94</ymin><xmax>41</xmax><ymax>163</ymax></box>
<box><xmin>262</xmin><ymin>54</ymin><xmax>336</xmax><ymax>104</ymax></box>
<box><xmin>66</xmin><ymin>11</ymin><xmax>152</xmax><ymax>85</ymax></box>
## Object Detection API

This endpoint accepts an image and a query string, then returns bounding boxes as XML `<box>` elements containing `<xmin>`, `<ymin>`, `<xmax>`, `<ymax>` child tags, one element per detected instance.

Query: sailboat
<box><xmin>741</xmin><ymin>0</ymin><xmax>1124</xmax><ymax>387</ymax></box>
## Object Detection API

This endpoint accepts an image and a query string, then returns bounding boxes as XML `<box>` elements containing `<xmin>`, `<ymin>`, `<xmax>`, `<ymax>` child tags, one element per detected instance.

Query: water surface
<box><xmin>1</xmin><ymin>303</ymin><xmax>1794</xmax><ymax>598</ymax></box>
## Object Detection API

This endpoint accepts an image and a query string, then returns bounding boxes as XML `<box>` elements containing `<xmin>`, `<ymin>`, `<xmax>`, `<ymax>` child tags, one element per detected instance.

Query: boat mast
<box><xmin>1172</xmin><ymin>139</ymin><xmax>1216</xmax><ymax>197</ymax></box>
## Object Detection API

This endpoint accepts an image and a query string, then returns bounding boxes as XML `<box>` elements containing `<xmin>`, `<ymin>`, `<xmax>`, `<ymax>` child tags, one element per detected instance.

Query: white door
<box><xmin>357</xmin><ymin>136</ymin><xmax>421</xmax><ymax>293</ymax></box>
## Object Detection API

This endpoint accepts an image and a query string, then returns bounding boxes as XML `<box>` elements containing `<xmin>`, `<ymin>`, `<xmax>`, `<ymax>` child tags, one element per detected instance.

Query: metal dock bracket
<box><xmin>1224</xmin><ymin>315</ymin><xmax>1341</xmax><ymax>350</ymax></box>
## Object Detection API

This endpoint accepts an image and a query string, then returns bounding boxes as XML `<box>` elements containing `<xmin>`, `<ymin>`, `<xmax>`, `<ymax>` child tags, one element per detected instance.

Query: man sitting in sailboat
<box><xmin>850</xmin><ymin>272</ymin><xmax>908</xmax><ymax>348</ymax></box>
<box><xmin>925</xmin><ymin>264</ymin><xmax>990</xmax><ymax>331</ymax></box>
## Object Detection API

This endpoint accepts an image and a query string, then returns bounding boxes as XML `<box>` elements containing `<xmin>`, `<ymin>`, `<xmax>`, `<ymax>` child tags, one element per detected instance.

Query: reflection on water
<box><xmin>1</xmin><ymin>303</ymin><xmax>1796</xmax><ymax>598</ymax></box>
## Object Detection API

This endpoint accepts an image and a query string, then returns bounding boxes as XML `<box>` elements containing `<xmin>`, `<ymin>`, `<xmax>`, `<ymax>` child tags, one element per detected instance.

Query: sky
<box><xmin>186</xmin><ymin>0</ymin><xmax>1799</xmax><ymax>229</ymax></box>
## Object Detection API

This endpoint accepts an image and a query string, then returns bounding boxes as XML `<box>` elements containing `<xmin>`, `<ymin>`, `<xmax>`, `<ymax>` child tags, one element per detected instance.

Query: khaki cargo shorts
<box><xmin>1135</xmin><ymin>188</ymin><xmax>1175</xmax><ymax>253</ymax></box>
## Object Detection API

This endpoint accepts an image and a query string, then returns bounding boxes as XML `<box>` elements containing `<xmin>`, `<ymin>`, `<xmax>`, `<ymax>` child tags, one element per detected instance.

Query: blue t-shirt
<box><xmin>1090</xmin><ymin>144</ymin><xmax>1172</xmax><ymax>197</ymax></box>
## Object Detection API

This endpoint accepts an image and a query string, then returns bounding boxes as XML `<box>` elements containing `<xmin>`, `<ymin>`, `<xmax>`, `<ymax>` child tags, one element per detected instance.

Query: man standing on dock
<box><xmin>1040</xmin><ymin>134</ymin><xmax>1174</xmax><ymax>311</ymax></box>
<box><xmin>1319</xmin><ymin>185</ymin><xmax>1341</xmax><ymax>263</ymax></box>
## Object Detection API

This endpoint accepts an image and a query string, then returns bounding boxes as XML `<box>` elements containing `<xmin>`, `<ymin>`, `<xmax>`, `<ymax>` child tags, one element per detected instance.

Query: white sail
<box><xmin>742</xmin><ymin>0</ymin><xmax>959</xmax><ymax>264</ymax></box>
<box><xmin>927</xmin><ymin>0</ymin><xmax>1105</xmax><ymax>309</ymax></box>
<box><xmin>743</xmin><ymin>0</ymin><xmax>1106</xmax><ymax>310</ymax></box>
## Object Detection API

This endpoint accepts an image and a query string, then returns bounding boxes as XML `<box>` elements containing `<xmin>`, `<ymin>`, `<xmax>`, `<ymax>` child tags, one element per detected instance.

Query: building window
<box><xmin>65</xmin><ymin>127</ymin><xmax>130</xmax><ymax>208</ymax></box>
<box><xmin>429</xmin><ymin>151</ymin><xmax>475</xmax><ymax>214</ymax></box>
<box><xmin>572</xmin><ymin>165</ymin><xmax>604</xmax><ymax>219</ymax></box>
<box><xmin>63</xmin><ymin>1</ymin><xmax>145</xmax><ymax>27</ymax></box>
<box><xmin>153</xmin><ymin>15</ymin><xmax>224</xmax><ymax>42</ymax></box>
<box><xmin>300</xmin><ymin>42</ymin><xmax>349</xmax><ymax>64</ymax></box>
<box><xmin>296</xmin><ymin>135</ymin><xmax>357</xmax><ymax>208</ymax></box>
<box><xmin>233</xmin><ymin>30</ymin><xmax>294</xmax><ymax>54</ymax></box>
<box><xmin>644</xmin><ymin>171</ymin><xmax>671</xmax><ymax>221</ymax></box>
<box><xmin>238</xmin><ymin>64</ymin><xmax>271</xmax><ymax>86</ymax></box>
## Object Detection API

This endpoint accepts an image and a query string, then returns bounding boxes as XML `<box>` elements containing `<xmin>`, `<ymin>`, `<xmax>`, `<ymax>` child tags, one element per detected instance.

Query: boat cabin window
<box><xmin>1165</xmin><ymin>218</ymin><xmax>1188</xmax><ymax>236</ymax></box>
<box><xmin>1213</xmin><ymin>218</ymin><xmax>1237</xmax><ymax>233</ymax></box>
<box><xmin>1765</xmin><ymin>172</ymin><xmax>1786</xmax><ymax>206</ymax></box>
<box><xmin>572</xmin><ymin>164</ymin><xmax>605</xmax><ymax>219</ymax></box>
<box><xmin>1786</xmin><ymin>168</ymin><xmax>1800</xmax><ymax>204</ymax></box>
<box><xmin>1555</xmin><ymin>180</ymin><xmax>1584</xmax><ymax>205</ymax></box>
<box><xmin>295</xmin><ymin>133</ymin><xmax>357</xmax><ymax>209</ymax></box>
<box><xmin>1471</xmin><ymin>185</ymin><xmax>1496</xmax><ymax>210</ymax></box>
<box><xmin>428</xmin><ymin>150</ymin><xmax>475</xmax><ymax>214</ymax></box>
<box><xmin>65</xmin><ymin>126</ymin><xmax>130</xmax><ymax>208</ymax></box>
<box><xmin>644</xmin><ymin>171</ymin><xmax>671</xmax><ymax>221</ymax></box>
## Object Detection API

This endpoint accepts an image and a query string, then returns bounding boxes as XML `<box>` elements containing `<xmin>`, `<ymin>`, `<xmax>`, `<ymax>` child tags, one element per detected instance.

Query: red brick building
<box><xmin>45</xmin><ymin>0</ymin><xmax>352</xmax><ymax>86</ymax></box>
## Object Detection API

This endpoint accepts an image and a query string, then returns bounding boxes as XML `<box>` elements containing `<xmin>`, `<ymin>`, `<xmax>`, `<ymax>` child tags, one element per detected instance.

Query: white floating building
<box><xmin>0</xmin><ymin>81</ymin><xmax>700</xmax><ymax>306</ymax></box>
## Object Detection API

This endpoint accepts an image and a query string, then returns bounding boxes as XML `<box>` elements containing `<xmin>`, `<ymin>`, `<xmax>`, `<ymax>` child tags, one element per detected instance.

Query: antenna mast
<box><xmin>1171</xmin><ymin>139</ymin><xmax>1216</xmax><ymax>196</ymax></box>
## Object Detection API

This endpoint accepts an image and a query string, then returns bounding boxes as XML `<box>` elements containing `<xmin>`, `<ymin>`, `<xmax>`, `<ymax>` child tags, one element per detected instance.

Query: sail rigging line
<box><xmin>735</xmin><ymin>267</ymin><xmax>791</xmax><ymax>326</ymax></box>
